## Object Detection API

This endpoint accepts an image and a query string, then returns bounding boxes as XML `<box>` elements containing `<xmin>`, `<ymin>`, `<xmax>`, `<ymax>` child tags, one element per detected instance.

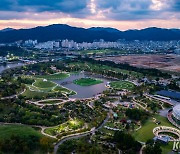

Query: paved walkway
<box><xmin>139</xmin><ymin>145</ymin><xmax>146</xmax><ymax>154</ymax></box>
<box><xmin>145</xmin><ymin>94</ymin><xmax>174</xmax><ymax>106</ymax></box>
<box><xmin>1</xmin><ymin>89</ymin><xmax>26</xmax><ymax>100</ymax></box>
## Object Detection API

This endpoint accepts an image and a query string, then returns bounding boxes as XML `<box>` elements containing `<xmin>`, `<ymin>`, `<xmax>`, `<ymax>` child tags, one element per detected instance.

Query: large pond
<box><xmin>0</xmin><ymin>63</ymin><xmax>112</xmax><ymax>99</ymax></box>
<box><xmin>156</xmin><ymin>90</ymin><xmax>180</xmax><ymax>100</ymax></box>
<box><xmin>0</xmin><ymin>62</ymin><xmax>24</xmax><ymax>74</ymax></box>
<box><xmin>54</xmin><ymin>72</ymin><xmax>112</xmax><ymax>98</ymax></box>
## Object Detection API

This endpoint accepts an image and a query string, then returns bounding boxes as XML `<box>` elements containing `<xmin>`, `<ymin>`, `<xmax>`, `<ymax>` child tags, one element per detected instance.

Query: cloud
<box><xmin>0</xmin><ymin>0</ymin><xmax>179</xmax><ymax>22</ymax></box>
<box><xmin>172</xmin><ymin>0</ymin><xmax>180</xmax><ymax>12</ymax></box>
<box><xmin>0</xmin><ymin>0</ymin><xmax>89</xmax><ymax>13</ymax></box>
<box><xmin>94</xmin><ymin>0</ymin><xmax>180</xmax><ymax>20</ymax></box>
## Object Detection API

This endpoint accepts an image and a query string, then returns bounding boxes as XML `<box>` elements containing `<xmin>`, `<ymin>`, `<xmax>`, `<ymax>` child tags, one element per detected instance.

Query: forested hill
<box><xmin>0</xmin><ymin>24</ymin><xmax>180</xmax><ymax>43</ymax></box>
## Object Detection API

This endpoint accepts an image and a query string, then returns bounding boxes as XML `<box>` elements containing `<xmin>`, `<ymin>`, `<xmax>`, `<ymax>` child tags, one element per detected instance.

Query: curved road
<box><xmin>53</xmin><ymin>112</ymin><xmax>110</xmax><ymax>154</ymax></box>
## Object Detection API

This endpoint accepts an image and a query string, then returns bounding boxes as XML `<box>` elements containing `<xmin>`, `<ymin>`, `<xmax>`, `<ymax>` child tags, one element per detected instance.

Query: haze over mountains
<box><xmin>0</xmin><ymin>24</ymin><xmax>180</xmax><ymax>43</ymax></box>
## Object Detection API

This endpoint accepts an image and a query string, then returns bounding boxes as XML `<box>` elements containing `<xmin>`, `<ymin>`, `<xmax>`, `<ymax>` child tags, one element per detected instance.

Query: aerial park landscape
<box><xmin>0</xmin><ymin>0</ymin><xmax>180</xmax><ymax>153</ymax></box>
<box><xmin>0</xmin><ymin>56</ymin><xmax>179</xmax><ymax>154</ymax></box>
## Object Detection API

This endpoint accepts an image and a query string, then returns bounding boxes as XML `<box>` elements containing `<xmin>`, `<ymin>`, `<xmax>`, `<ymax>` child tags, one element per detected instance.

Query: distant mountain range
<box><xmin>0</xmin><ymin>28</ymin><xmax>15</xmax><ymax>32</ymax></box>
<box><xmin>0</xmin><ymin>24</ymin><xmax>180</xmax><ymax>43</ymax></box>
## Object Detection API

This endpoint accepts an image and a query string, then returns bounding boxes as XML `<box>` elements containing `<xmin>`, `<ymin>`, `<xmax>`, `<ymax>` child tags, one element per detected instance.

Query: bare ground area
<box><xmin>96</xmin><ymin>54</ymin><xmax>180</xmax><ymax>73</ymax></box>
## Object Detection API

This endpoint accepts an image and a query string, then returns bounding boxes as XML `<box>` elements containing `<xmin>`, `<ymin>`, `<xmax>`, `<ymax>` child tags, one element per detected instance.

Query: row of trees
<box><xmin>79</xmin><ymin>57</ymin><xmax>171</xmax><ymax>78</ymax></box>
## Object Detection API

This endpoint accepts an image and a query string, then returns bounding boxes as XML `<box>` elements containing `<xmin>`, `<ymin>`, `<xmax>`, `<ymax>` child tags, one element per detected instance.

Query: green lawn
<box><xmin>110</xmin><ymin>81</ymin><xmax>135</xmax><ymax>90</ymax></box>
<box><xmin>33</xmin><ymin>79</ymin><xmax>56</xmax><ymax>88</ymax></box>
<box><xmin>133</xmin><ymin>115</ymin><xmax>175</xmax><ymax>142</ymax></box>
<box><xmin>53</xmin><ymin>86</ymin><xmax>71</xmax><ymax>93</ymax></box>
<box><xmin>0</xmin><ymin>124</ymin><xmax>43</xmax><ymax>141</ymax></box>
<box><xmin>68</xmin><ymin>62</ymin><xmax>143</xmax><ymax>78</ymax></box>
<box><xmin>36</xmin><ymin>72</ymin><xmax>69</xmax><ymax>80</ymax></box>
<box><xmin>21</xmin><ymin>75</ymin><xmax>75</xmax><ymax>99</ymax></box>
<box><xmin>0</xmin><ymin>124</ymin><xmax>56</xmax><ymax>153</ymax></box>
<box><xmin>22</xmin><ymin>88</ymin><xmax>49</xmax><ymax>99</ymax></box>
<box><xmin>73</xmin><ymin>78</ymin><xmax>103</xmax><ymax>86</ymax></box>
<box><xmin>22</xmin><ymin>85</ymin><xmax>75</xmax><ymax>99</ymax></box>
<box><xmin>133</xmin><ymin>115</ymin><xmax>175</xmax><ymax>153</ymax></box>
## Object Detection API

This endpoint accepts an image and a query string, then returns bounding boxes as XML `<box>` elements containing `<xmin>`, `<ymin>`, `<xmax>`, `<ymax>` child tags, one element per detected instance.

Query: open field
<box><xmin>133</xmin><ymin>115</ymin><xmax>175</xmax><ymax>153</ymax></box>
<box><xmin>22</xmin><ymin>88</ymin><xmax>49</xmax><ymax>99</ymax></box>
<box><xmin>73</xmin><ymin>78</ymin><xmax>103</xmax><ymax>86</ymax></box>
<box><xmin>96</xmin><ymin>54</ymin><xmax>180</xmax><ymax>73</ymax></box>
<box><xmin>36</xmin><ymin>72</ymin><xmax>69</xmax><ymax>80</ymax></box>
<box><xmin>110</xmin><ymin>81</ymin><xmax>135</xmax><ymax>90</ymax></box>
<box><xmin>69</xmin><ymin>62</ymin><xmax>142</xmax><ymax>77</ymax></box>
<box><xmin>76</xmin><ymin>49</ymin><xmax>142</xmax><ymax>55</ymax></box>
<box><xmin>133</xmin><ymin>115</ymin><xmax>175</xmax><ymax>142</ymax></box>
<box><xmin>27</xmin><ymin>79</ymin><xmax>72</xmax><ymax>94</ymax></box>
<box><xmin>0</xmin><ymin>124</ymin><xmax>55</xmax><ymax>153</ymax></box>
<box><xmin>21</xmin><ymin>76</ymin><xmax>75</xmax><ymax>99</ymax></box>
<box><xmin>33</xmin><ymin>79</ymin><xmax>56</xmax><ymax>88</ymax></box>
<box><xmin>0</xmin><ymin>124</ymin><xmax>42</xmax><ymax>141</ymax></box>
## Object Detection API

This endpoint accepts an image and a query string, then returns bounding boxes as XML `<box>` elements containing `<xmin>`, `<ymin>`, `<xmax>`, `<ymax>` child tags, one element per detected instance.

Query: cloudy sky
<box><xmin>0</xmin><ymin>0</ymin><xmax>179</xmax><ymax>30</ymax></box>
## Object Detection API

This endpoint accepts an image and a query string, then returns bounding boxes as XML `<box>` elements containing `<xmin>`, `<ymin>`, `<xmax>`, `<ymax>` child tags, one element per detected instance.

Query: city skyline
<box><xmin>0</xmin><ymin>0</ymin><xmax>180</xmax><ymax>30</ymax></box>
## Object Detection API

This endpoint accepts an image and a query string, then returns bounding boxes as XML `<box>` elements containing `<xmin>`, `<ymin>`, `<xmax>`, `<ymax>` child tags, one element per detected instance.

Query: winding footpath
<box><xmin>1</xmin><ymin>89</ymin><xmax>26</xmax><ymax>100</ymax></box>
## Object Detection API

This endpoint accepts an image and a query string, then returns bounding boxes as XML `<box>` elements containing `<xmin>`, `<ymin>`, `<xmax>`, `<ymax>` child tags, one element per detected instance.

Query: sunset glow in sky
<box><xmin>0</xmin><ymin>0</ymin><xmax>179</xmax><ymax>30</ymax></box>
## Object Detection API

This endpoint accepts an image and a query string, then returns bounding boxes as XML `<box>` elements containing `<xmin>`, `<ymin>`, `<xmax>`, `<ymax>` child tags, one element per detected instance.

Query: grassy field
<box><xmin>36</xmin><ymin>72</ymin><xmax>69</xmax><ymax>80</ymax></box>
<box><xmin>33</xmin><ymin>79</ymin><xmax>56</xmax><ymax>88</ymax></box>
<box><xmin>110</xmin><ymin>81</ymin><xmax>135</xmax><ymax>90</ymax></box>
<box><xmin>73</xmin><ymin>78</ymin><xmax>103</xmax><ymax>86</ymax></box>
<box><xmin>133</xmin><ymin>115</ymin><xmax>175</xmax><ymax>154</ymax></box>
<box><xmin>68</xmin><ymin>62</ymin><xmax>142</xmax><ymax>78</ymax></box>
<box><xmin>133</xmin><ymin>115</ymin><xmax>175</xmax><ymax>142</ymax></box>
<box><xmin>0</xmin><ymin>124</ymin><xmax>43</xmax><ymax>141</ymax></box>
<box><xmin>22</xmin><ymin>88</ymin><xmax>50</xmax><ymax>99</ymax></box>
<box><xmin>0</xmin><ymin>124</ymin><xmax>56</xmax><ymax>153</ymax></box>
<box><xmin>22</xmin><ymin>76</ymin><xmax>75</xmax><ymax>99</ymax></box>
<box><xmin>133</xmin><ymin>115</ymin><xmax>173</xmax><ymax>142</ymax></box>
<box><xmin>77</xmin><ymin>49</ymin><xmax>142</xmax><ymax>55</ymax></box>
<box><xmin>53</xmin><ymin>86</ymin><xmax>73</xmax><ymax>94</ymax></box>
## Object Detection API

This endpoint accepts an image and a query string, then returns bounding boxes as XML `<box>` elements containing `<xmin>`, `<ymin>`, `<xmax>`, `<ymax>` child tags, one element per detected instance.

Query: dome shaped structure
<box><xmin>172</xmin><ymin>104</ymin><xmax>180</xmax><ymax>125</ymax></box>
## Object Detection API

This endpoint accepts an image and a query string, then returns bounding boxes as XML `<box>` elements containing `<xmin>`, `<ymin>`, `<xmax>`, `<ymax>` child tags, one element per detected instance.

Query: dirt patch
<box><xmin>96</xmin><ymin>54</ymin><xmax>180</xmax><ymax>73</ymax></box>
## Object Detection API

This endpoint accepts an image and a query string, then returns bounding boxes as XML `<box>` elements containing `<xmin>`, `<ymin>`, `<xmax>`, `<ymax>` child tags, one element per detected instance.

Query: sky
<box><xmin>0</xmin><ymin>0</ymin><xmax>180</xmax><ymax>30</ymax></box>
